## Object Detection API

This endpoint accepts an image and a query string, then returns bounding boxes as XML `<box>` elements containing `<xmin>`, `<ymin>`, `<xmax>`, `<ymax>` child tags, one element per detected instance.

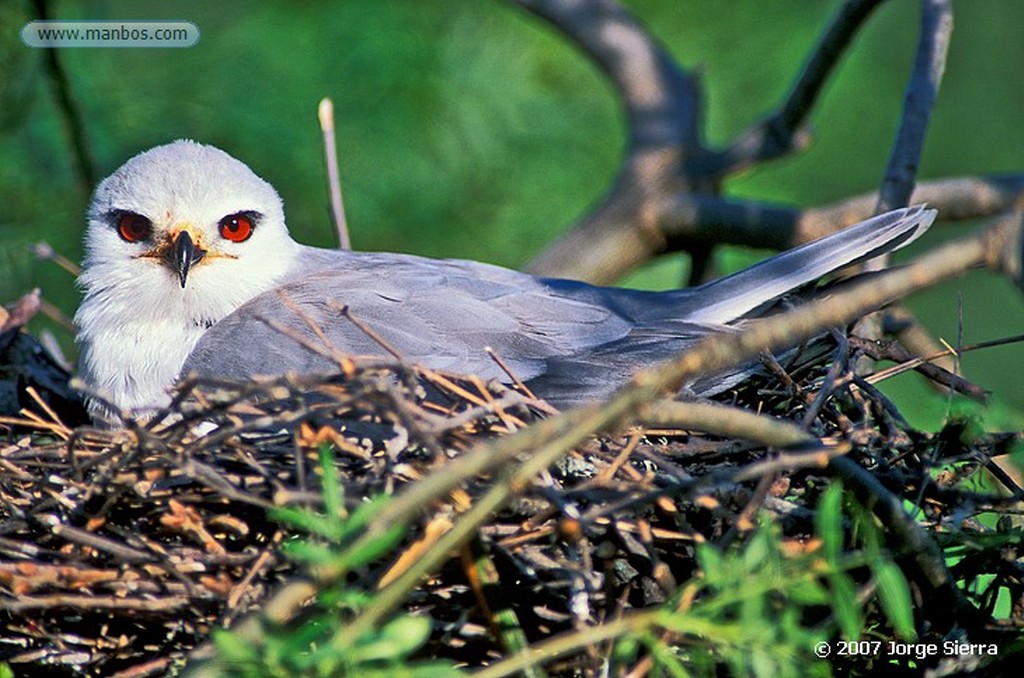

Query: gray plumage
<box><xmin>184</xmin><ymin>205</ymin><xmax>935</xmax><ymax>408</ymax></box>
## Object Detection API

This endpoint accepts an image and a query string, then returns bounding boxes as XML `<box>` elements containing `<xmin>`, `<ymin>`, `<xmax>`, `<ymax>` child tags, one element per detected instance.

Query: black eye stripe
<box><xmin>108</xmin><ymin>209</ymin><xmax>148</xmax><ymax>223</ymax></box>
<box><xmin>219</xmin><ymin>211</ymin><xmax>262</xmax><ymax>228</ymax></box>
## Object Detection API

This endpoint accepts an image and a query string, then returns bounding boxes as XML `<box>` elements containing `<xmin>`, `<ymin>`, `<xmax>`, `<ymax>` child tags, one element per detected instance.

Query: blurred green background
<box><xmin>2</xmin><ymin>0</ymin><xmax>1022</xmax><ymax>430</ymax></box>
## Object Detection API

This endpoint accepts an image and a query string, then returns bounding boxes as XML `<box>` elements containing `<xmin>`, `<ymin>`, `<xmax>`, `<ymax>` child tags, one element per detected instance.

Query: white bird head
<box><xmin>75</xmin><ymin>140</ymin><xmax>302</xmax><ymax>422</ymax></box>
<box><xmin>82</xmin><ymin>139</ymin><xmax>298</xmax><ymax>298</ymax></box>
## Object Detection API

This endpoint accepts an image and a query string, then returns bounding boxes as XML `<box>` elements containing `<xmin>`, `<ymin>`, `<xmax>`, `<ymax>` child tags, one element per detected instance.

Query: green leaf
<box><xmin>828</xmin><ymin>572</ymin><xmax>862</xmax><ymax>641</ymax></box>
<box><xmin>281</xmin><ymin>540</ymin><xmax>344</xmax><ymax>566</ymax></box>
<box><xmin>340</xmin><ymin>495</ymin><xmax>394</xmax><ymax>540</ymax></box>
<box><xmin>344</xmin><ymin>614</ymin><xmax>433</xmax><ymax>664</ymax></box>
<box><xmin>401</xmin><ymin>661</ymin><xmax>463</xmax><ymax>677</ymax></box>
<box><xmin>378</xmin><ymin>614</ymin><xmax>434</xmax><ymax>654</ymax></box>
<box><xmin>695</xmin><ymin>543</ymin><xmax>723</xmax><ymax>581</ymax></box>
<box><xmin>612</xmin><ymin>635</ymin><xmax>641</xmax><ymax>665</ymax></box>
<box><xmin>848</xmin><ymin>501</ymin><xmax>883</xmax><ymax>560</ymax></box>
<box><xmin>340</xmin><ymin>522</ymin><xmax>407</xmax><ymax>570</ymax></box>
<box><xmin>874</xmin><ymin>560</ymin><xmax>916</xmax><ymax>640</ymax></box>
<box><xmin>270</xmin><ymin>505</ymin><xmax>343</xmax><ymax>540</ymax></box>
<box><xmin>742</xmin><ymin>527</ymin><xmax>772</xmax><ymax>572</ymax></box>
<box><xmin>816</xmin><ymin>482</ymin><xmax>844</xmax><ymax>566</ymax></box>
<box><xmin>318</xmin><ymin>443</ymin><xmax>345</xmax><ymax>521</ymax></box>
<box><xmin>646</xmin><ymin>636</ymin><xmax>689</xmax><ymax>678</ymax></box>
<box><xmin>274</xmin><ymin>616</ymin><xmax>336</xmax><ymax>670</ymax></box>
<box><xmin>212</xmin><ymin>627</ymin><xmax>262</xmax><ymax>666</ymax></box>
<box><xmin>787</xmin><ymin>578</ymin><xmax>830</xmax><ymax>606</ymax></box>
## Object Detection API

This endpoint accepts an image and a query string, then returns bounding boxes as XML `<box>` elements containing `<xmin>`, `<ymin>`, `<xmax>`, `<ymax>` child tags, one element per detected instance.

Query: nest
<box><xmin>0</xmin><ymin>329</ymin><xmax>1021</xmax><ymax>676</ymax></box>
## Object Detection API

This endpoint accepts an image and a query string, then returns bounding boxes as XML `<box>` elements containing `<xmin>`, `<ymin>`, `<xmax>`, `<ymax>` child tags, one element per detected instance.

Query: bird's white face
<box><xmin>75</xmin><ymin>140</ymin><xmax>302</xmax><ymax>421</ymax></box>
<box><xmin>80</xmin><ymin>140</ymin><xmax>299</xmax><ymax>318</ymax></box>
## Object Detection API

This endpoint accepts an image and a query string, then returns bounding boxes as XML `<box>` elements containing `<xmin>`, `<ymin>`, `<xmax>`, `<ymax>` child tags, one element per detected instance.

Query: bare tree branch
<box><xmin>856</xmin><ymin>0</ymin><xmax>952</xmax><ymax>354</ymax></box>
<box><xmin>514</xmin><ymin>0</ymin><xmax>706</xmax><ymax>281</ymax></box>
<box><xmin>990</xmin><ymin>210</ymin><xmax>1024</xmax><ymax>294</ymax></box>
<box><xmin>531</xmin><ymin>174</ymin><xmax>1024</xmax><ymax>283</ymax></box>
<box><xmin>512</xmin><ymin>0</ymin><xmax>702</xmax><ymax>159</ymax></box>
<box><xmin>875</xmin><ymin>0</ymin><xmax>953</xmax><ymax>214</ymax></box>
<box><xmin>700</xmin><ymin>0</ymin><xmax>888</xmax><ymax>178</ymax></box>
<box><xmin>519</xmin><ymin>0</ymin><xmax>1016</xmax><ymax>289</ymax></box>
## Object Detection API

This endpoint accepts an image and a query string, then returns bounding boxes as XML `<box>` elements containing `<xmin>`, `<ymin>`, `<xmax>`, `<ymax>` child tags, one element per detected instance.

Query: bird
<box><xmin>75</xmin><ymin>140</ymin><xmax>936</xmax><ymax>425</ymax></box>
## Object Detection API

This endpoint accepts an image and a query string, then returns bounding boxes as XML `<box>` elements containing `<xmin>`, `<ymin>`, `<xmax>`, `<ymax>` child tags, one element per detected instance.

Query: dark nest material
<box><xmin>1</xmin><ymin>326</ymin><xmax>1022</xmax><ymax>677</ymax></box>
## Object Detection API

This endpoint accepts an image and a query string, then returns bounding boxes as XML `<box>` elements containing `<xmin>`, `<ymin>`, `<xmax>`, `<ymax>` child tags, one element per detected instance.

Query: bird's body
<box><xmin>75</xmin><ymin>141</ymin><xmax>935</xmax><ymax>424</ymax></box>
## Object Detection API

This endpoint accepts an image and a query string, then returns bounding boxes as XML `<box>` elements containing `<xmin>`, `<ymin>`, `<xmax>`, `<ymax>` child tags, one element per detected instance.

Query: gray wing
<box><xmin>183</xmin><ymin>251</ymin><xmax>642</xmax><ymax>389</ymax></box>
<box><xmin>671</xmin><ymin>205</ymin><xmax>935</xmax><ymax>324</ymax></box>
<box><xmin>527</xmin><ymin>206</ymin><xmax>935</xmax><ymax>327</ymax></box>
<box><xmin>183</xmin><ymin>206</ymin><xmax>935</xmax><ymax>406</ymax></box>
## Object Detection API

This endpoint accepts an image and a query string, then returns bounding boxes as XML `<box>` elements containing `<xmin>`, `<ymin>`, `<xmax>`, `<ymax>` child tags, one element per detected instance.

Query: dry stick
<box><xmin>637</xmin><ymin>399</ymin><xmax>816</xmax><ymax>449</ymax></box>
<box><xmin>1</xmin><ymin>593</ymin><xmax>189</xmax><ymax>613</ymax></box>
<box><xmin>23</xmin><ymin>385</ymin><xmax>70</xmax><ymax>435</ymax></box>
<box><xmin>485</xmin><ymin>346</ymin><xmax>542</xmax><ymax>402</ymax></box>
<box><xmin>329</xmin><ymin>300</ymin><xmax>405</xmax><ymax>360</ymax></box>
<box><xmin>318</xmin><ymin>97</ymin><xmax>351</xmax><ymax>250</ymax></box>
<box><xmin>882</xmin><ymin>304</ymin><xmax>957</xmax><ymax>377</ymax></box>
<box><xmin>475</xmin><ymin>609</ymin><xmax>660</xmax><ymax>678</ymax></box>
<box><xmin>863</xmin><ymin>0</ymin><xmax>952</xmax><ymax>282</ymax></box>
<box><xmin>519</xmin><ymin>0</ymin><xmax>1011</xmax><ymax>277</ymax></box>
<box><xmin>50</xmin><ymin>524</ymin><xmax>155</xmax><ymax>563</ymax></box>
<box><xmin>705</xmin><ymin>0</ymin><xmax>887</xmax><ymax>178</ymax></box>
<box><xmin>108</xmin><ymin>658</ymin><xmax>170</xmax><ymax>678</ymax></box>
<box><xmin>517</xmin><ymin>1</ymin><xmax>1018</xmax><ymax>285</ymax></box>
<box><xmin>863</xmin><ymin>333</ymin><xmax>1024</xmax><ymax>388</ymax></box>
<box><xmin>29</xmin><ymin>241</ymin><xmax>81</xmax><ymax>277</ymax></box>
<box><xmin>848</xmin><ymin>334</ymin><xmax>991</xmax><ymax>401</ymax></box>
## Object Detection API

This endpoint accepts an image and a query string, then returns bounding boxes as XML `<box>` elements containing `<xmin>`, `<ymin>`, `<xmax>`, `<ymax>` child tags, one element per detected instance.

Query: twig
<box><xmin>23</xmin><ymin>385</ymin><xmax>71</xmax><ymax>437</ymax></box>
<box><xmin>849</xmin><ymin>334</ymin><xmax>991</xmax><ymax>401</ymax></box>
<box><xmin>325</xmin><ymin>211</ymin><xmax>1015</xmax><ymax>646</ymax></box>
<box><xmin>854</xmin><ymin>1</ymin><xmax>953</xmax><ymax>350</ymax></box>
<box><xmin>0</xmin><ymin>594</ymin><xmax>189</xmax><ymax>612</ymax></box>
<box><xmin>318</xmin><ymin>97</ymin><xmax>351</xmax><ymax>250</ymax></box>
<box><xmin>29</xmin><ymin>241</ymin><xmax>81</xmax><ymax>276</ymax></box>
<box><xmin>636</xmin><ymin>399</ymin><xmax>816</xmax><ymax>449</ymax></box>
<box><xmin>328</xmin><ymin>299</ymin><xmax>405</xmax><ymax>360</ymax></box>
<box><xmin>659</xmin><ymin>176</ymin><xmax>1024</xmax><ymax>253</ymax></box>
<box><xmin>882</xmin><ymin>304</ymin><xmax>955</xmax><ymax>375</ymax></box>
<box><xmin>485</xmin><ymin>345</ymin><xmax>540</xmax><ymax>402</ymax></box>
<box><xmin>801</xmin><ymin>330</ymin><xmax>851</xmax><ymax>429</ymax></box>
<box><xmin>854</xmin><ymin>0</ymin><xmax>953</xmax><ymax>358</ymax></box>
<box><xmin>108</xmin><ymin>658</ymin><xmax>171</xmax><ymax>678</ymax></box>
<box><xmin>50</xmin><ymin>524</ymin><xmax>155</xmax><ymax>562</ymax></box>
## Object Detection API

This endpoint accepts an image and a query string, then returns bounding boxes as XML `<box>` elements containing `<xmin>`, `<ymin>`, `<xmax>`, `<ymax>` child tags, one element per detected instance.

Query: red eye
<box><xmin>116</xmin><ymin>213</ymin><xmax>152</xmax><ymax>243</ymax></box>
<box><xmin>218</xmin><ymin>213</ymin><xmax>255</xmax><ymax>243</ymax></box>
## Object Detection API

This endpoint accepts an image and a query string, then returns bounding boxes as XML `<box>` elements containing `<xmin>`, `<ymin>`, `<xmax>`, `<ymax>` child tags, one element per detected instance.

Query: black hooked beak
<box><xmin>169</xmin><ymin>230</ymin><xmax>206</xmax><ymax>288</ymax></box>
